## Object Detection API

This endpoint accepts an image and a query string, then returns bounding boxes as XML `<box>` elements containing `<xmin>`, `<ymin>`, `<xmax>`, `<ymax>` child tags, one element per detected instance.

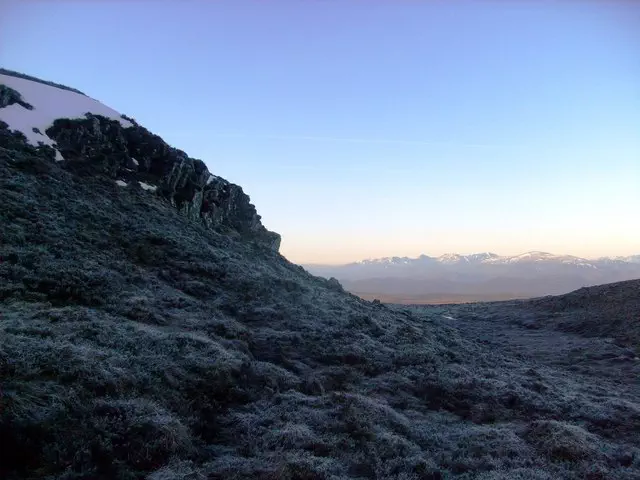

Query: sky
<box><xmin>2</xmin><ymin>1</ymin><xmax>639</xmax><ymax>264</ymax></box>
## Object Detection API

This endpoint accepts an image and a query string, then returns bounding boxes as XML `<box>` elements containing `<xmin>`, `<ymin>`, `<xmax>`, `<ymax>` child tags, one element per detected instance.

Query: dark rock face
<box><xmin>0</xmin><ymin>120</ymin><xmax>55</xmax><ymax>161</ymax></box>
<box><xmin>0</xmin><ymin>84</ymin><xmax>34</xmax><ymax>110</ymax></box>
<box><xmin>44</xmin><ymin>114</ymin><xmax>280</xmax><ymax>251</ymax></box>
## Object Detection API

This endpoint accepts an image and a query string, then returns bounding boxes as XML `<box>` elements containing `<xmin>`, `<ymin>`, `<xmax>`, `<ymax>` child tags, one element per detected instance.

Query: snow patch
<box><xmin>131</xmin><ymin>157</ymin><xmax>139</xmax><ymax>166</ymax></box>
<box><xmin>139</xmin><ymin>181</ymin><xmax>157</xmax><ymax>192</ymax></box>
<box><xmin>206</xmin><ymin>174</ymin><xmax>218</xmax><ymax>185</ymax></box>
<box><xmin>0</xmin><ymin>73</ymin><xmax>133</xmax><ymax>160</ymax></box>
<box><xmin>115</xmin><ymin>180</ymin><xmax>128</xmax><ymax>187</ymax></box>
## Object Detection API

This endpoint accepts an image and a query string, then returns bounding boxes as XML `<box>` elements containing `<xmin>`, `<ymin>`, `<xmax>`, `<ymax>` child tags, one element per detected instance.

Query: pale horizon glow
<box><xmin>284</xmin><ymin>225</ymin><xmax>640</xmax><ymax>265</ymax></box>
<box><xmin>3</xmin><ymin>1</ymin><xmax>639</xmax><ymax>265</ymax></box>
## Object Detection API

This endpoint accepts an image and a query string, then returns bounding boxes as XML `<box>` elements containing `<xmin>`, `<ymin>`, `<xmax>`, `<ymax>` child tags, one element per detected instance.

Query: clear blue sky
<box><xmin>3</xmin><ymin>1</ymin><xmax>639</xmax><ymax>264</ymax></box>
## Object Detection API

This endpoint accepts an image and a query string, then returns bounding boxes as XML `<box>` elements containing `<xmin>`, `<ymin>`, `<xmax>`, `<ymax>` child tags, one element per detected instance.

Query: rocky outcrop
<box><xmin>0</xmin><ymin>84</ymin><xmax>33</xmax><ymax>110</ymax></box>
<box><xmin>44</xmin><ymin>114</ymin><xmax>280</xmax><ymax>251</ymax></box>
<box><xmin>0</xmin><ymin>120</ymin><xmax>55</xmax><ymax>161</ymax></box>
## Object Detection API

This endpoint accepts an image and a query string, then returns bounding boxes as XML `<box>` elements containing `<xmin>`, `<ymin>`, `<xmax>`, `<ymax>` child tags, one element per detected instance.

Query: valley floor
<box><xmin>405</xmin><ymin>300</ymin><xmax>640</xmax><ymax>476</ymax></box>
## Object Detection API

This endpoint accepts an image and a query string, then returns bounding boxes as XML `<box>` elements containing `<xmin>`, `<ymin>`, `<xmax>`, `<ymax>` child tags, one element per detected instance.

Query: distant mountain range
<box><xmin>304</xmin><ymin>252</ymin><xmax>640</xmax><ymax>303</ymax></box>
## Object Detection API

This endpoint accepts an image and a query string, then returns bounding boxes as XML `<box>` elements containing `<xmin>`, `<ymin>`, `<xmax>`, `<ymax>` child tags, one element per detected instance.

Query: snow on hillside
<box><xmin>480</xmin><ymin>252</ymin><xmax>596</xmax><ymax>267</ymax></box>
<box><xmin>602</xmin><ymin>255</ymin><xmax>640</xmax><ymax>264</ymax></box>
<box><xmin>438</xmin><ymin>253</ymin><xmax>467</xmax><ymax>264</ymax></box>
<box><xmin>436</xmin><ymin>253</ymin><xmax>499</xmax><ymax>264</ymax></box>
<box><xmin>138</xmin><ymin>181</ymin><xmax>157</xmax><ymax>192</ymax></box>
<box><xmin>355</xmin><ymin>256</ymin><xmax>412</xmax><ymax>266</ymax></box>
<box><xmin>0</xmin><ymin>73</ymin><xmax>132</xmax><ymax>161</ymax></box>
<box><xmin>504</xmin><ymin>251</ymin><xmax>556</xmax><ymax>263</ymax></box>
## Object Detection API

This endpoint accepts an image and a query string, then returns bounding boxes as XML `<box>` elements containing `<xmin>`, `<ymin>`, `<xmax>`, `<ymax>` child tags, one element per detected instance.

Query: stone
<box><xmin>43</xmin><ymin>113</ymin><xmax>280</xmax><ymax>251</ymax></box>
<box><xmin>0</xmin><ymin>84</ymin><xmax>33</xmax><ymax>110</ymax></box>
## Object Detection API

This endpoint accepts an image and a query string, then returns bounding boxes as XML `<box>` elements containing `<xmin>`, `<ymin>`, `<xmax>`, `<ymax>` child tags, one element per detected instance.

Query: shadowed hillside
<box><xmin>1</xmin><ymin>73</ymin><xmax>640</xmax><ymax>479</ymax></box>
<box><xmin>523</xmin><ymin>280</ymin><xmax>640</xmax><ymax>348</ymax></box>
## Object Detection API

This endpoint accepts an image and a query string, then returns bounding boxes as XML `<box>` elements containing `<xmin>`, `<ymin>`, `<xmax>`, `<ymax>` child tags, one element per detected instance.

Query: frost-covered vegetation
<box><xmin>522</xmin><ymin>281</ymin><xmax>640</xmax><ymax>348</ymax></box>
<box><xmin>1</xmin><ymin>122</ymin><xmax>640</xmax><ymax>479</ymax></box>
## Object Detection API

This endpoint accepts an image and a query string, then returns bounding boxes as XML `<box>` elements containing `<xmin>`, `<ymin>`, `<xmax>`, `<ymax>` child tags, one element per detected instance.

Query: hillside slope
<box><xmin>1</xmin><ymin>73</ymin><xmax>640</xmax><ymax>479</ymax></box>
<box><xmin>523</xmin><ymin>279</ymin><xmax>640</xmax><ymax>348</ymax></box>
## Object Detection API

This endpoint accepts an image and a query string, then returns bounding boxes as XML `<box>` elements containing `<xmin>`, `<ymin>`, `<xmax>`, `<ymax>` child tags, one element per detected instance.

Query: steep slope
<box><xmin>0</xmin><ymin>71</ymin><xmax>280</xmax><ymax>251</ymax></box>
<box><xmin>2</xmin><ymin>73</ymin><xmax>640</xmax><ymax>479</ymax></box>
<box><xmin>0</xmin><ymin>72</ymin><xmax>131</xmax><ymax>160</ymax></box>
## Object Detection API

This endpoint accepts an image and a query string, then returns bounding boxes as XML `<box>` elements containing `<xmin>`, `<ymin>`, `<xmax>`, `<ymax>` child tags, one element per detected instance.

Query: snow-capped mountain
<box><xmin>305</xmin><ymin>251</ymin><xmax>640</xmax><ymax>301</ymax></box>
<box><xmin>356</xmin><ymin>252</ymin><xmax>500</xmax><ymax>266</ymax></box>
<box><xmin>351</xmin><ymin>251</ymin><xmax>606</xmax><ymax>268</ymax></box>
<box><xmin>600</xmin><ymin>255</ymin><xmax>640</xmax><ymax>264</ymax></box>
<box><xmin>482</xmin><ymin>252</ymin><xmax>599</xmax><ymax>268</ymax></box>
<box><xmin>349</xmin><ymin>251</ymin><xmax>630</xmax><ymax>269</ymax></box>
<box><xmin>356</xmin><ymin>256</ymin><xmax>415</xmax><ymax>266</ymax></box>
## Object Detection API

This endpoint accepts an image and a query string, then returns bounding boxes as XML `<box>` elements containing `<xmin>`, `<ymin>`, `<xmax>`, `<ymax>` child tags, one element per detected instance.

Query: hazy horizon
<box><xmin>4</xmin><ymin>1</ymin><xmax>639</xmax><ymax>265</ymax></box>
<box><xmin>301</xmin><ymin>249</ymin><xmax>640</xmax><ymax>267</ymax></box>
